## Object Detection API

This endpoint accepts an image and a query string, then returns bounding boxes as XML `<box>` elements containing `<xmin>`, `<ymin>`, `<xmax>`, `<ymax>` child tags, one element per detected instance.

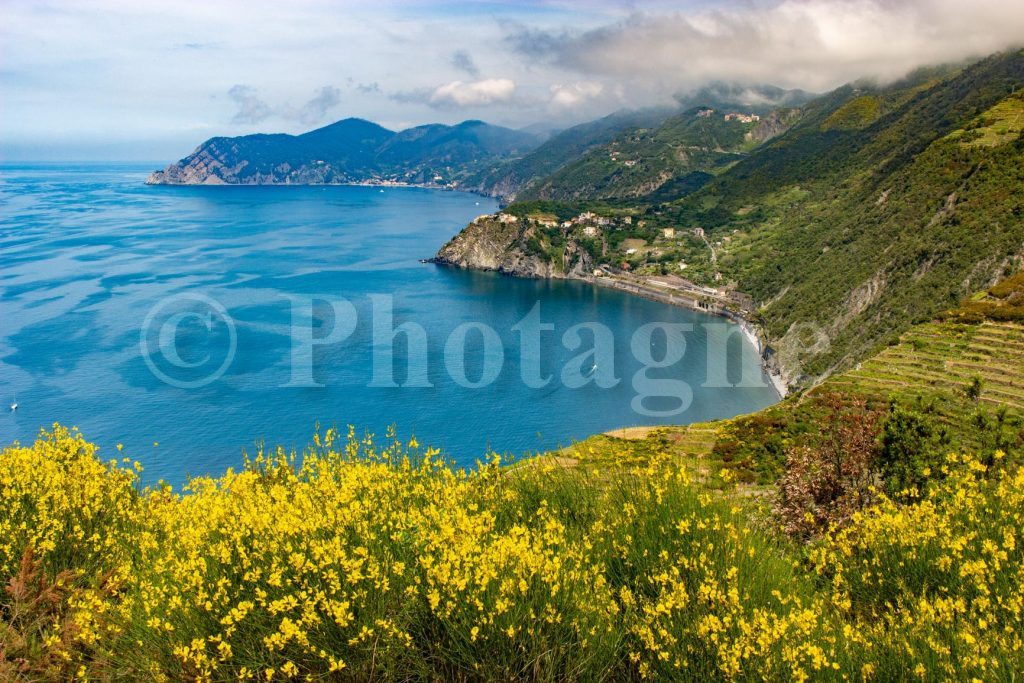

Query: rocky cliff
<box><xmin>148</xmin><ymin>140</ymin><xmax>270</xmax><ymax>185</ymax></box>
<box><xmin>433</xmin><ymin>214</ymin><xmax>595</xmax><ymax>279</ymax></box>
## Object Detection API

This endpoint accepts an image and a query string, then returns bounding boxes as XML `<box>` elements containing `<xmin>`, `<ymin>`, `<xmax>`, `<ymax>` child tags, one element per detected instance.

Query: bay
<box><xmin>0</xmin><ymin>164</ymin><xmax>778</xmax><ymax>485</ymax></box>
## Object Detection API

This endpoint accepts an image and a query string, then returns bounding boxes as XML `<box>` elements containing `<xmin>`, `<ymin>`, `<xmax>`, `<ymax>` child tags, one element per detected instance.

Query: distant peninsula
<box><xmin>146</xmin><ymin>118</ymin><xmax>541</xmax><ymax>187</ymax></box>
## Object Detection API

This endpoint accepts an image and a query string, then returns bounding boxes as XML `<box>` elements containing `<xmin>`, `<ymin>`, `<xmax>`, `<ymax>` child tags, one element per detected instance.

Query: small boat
<box><xmin>10</xmin><ymin>393</ymin><xmax>17</xmax><ymax>411</ymax></box>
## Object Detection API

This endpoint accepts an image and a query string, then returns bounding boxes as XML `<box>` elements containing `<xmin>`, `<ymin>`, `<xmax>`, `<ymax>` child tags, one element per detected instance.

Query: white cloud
<box><xmin>2</xmin><ymin>0</ymin><xmax>1023</xmax><ymax>159</ymax></box>
<box><xmin>549</xmin><ymin>82</ymin><xmax>604</xmax><ymax>108</ymax></box>
<box><xmin>508</xmin><ymin>0</ymin><xmax>1024</xmax><ymax>93</ymax></box>
<box><xmin>429</xmin><ymin>78</ymin><xmax>517</xmax><ymax>107</ymax></box>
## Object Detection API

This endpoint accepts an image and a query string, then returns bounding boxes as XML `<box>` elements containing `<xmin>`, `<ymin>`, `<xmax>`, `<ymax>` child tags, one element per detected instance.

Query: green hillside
<box><xmin>515</xmin><ymin>108</ymin><xmax>796</xmax><ymax>201</ymax></box>
<box><xmin>474</xmin><ymin>50</ymin><xmax>1024</xmax><ymax>386</ymax></box>
<box><xmin>467</xmin><ymin>86</ymin><xmax>813</xmax><ymax>201</ymax></box>
<box><xmin>465</xmin><ymin>107</ymin><xmax>676</xmax><ymax>199</ymax></box>
<box><xmin>668</xmin><ymin>50</ymin><xmax>1024</xmax><ymax>379</ymax></box>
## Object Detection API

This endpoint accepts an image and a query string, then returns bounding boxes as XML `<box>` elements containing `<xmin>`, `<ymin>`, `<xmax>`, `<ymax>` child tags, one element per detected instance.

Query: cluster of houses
<box><xmin>559</xmin><ymin>211</ymin><xmax>616</xmax><ymax>230</ymax></box>
<box><xmin>492</xmin><ymin>211</ymin><xmax>710</xmax><ymax>247</ymax></box>
<box><xmin>696</xmin><ymin>108</ymin><xmax>761</xmax><ymax>123</ymax></box>
<box><xmin>724</xmin><ymin>112</ymin><xmax>761</xmax><ymax>123</ymax></box>
<box><xmin>481</xmin><ymin>210</ymin><xmax>736</xmax><ymax>292</ymax></box>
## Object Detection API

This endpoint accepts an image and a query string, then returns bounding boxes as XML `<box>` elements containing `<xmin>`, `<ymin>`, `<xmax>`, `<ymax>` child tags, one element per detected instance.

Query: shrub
<box><xmin>810</xmin><ymin>453</ymin><xmax>1024</xmax><ymax>680</ymax></box>
<box><xmin>775</xmin><ymin>395</ymin><xmax>882</xmax><ymax>537</ymax></box>
<box><xmin>878</xmin><ymin>402</ymin><xmax>947</xmax><ymax>496</ymax></box>
<box><xmin>3</xmin><ymin>426</ymin><xmax>1023</xmax><ymax>680</ymax></box>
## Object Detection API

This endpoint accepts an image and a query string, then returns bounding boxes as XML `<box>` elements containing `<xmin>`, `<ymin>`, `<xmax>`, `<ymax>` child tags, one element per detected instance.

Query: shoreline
<box><xmin>429</xmin><ymin>258</ymin><xmax>789</xmax><ymax>400</ymax></box>
<box><xmin>588</xmin><ymin>274</ymin><xmax>788</xmax><ymax>399</ymax></box>
<box><xmin>144</xmin><ymin>177</ymin><xmax>500</xmax><ymax>198</ymax></box>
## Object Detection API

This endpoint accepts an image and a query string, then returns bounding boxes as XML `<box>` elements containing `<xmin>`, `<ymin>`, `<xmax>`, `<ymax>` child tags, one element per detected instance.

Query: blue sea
<box><xmin>0</xmin><ymin>164</ymin><xmax>778</xmax><ymax>485</ymax></box>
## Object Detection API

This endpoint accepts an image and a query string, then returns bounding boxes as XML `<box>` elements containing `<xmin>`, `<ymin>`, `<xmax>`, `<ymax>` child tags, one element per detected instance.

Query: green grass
<box><xmin>946</xmin><ymin>90</ymin><xmax>1024</xmax><ymax>147</ymax></box>
<box><xmin>820</xmin><ymin>95</ymin><xmax>882</xmax><ymax>130</ymax></box>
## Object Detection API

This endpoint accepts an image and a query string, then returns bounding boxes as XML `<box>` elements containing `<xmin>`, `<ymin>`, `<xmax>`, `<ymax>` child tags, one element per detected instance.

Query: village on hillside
<box><xmin>491</xmin><ymin>208</ymin><xmax>757</xmax><ymax>318</ymax></box>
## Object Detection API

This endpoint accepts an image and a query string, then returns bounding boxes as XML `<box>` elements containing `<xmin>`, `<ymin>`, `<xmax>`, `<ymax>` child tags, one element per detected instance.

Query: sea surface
<box><xmin>0</xmin><ymin>164</ymin><xmax>779</xmax><ymax>485</ymax></box>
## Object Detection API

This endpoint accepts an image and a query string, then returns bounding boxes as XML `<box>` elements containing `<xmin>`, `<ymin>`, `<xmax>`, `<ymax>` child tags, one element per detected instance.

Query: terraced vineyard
<box><xmin>558</xmin><ymin>312</ymin><xmax>1024</xmax><ymax>485</ymax></box>
<box><xmin>546</xmin><ymin>423</ymin><xmax>730</xmax><ymax>488</ymax></box>
<box><xmin>830</xmin><ymin>320</ymin><xmax>1024</xmax><ymax>414</ymax></box>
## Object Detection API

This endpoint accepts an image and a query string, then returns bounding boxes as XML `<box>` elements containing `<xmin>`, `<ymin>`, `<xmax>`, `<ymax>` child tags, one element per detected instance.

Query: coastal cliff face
<box><xmin>147</xmin><ymin>147</ymin><xmax>348</xmax><ymax>185</ymax></box>
<box><xmin>148</xmin><ymin>140</ymin><xmax>253</xmax><ymax>185</ymax></box>
<box><xmin>433</xmin><ymin>214</ymin><xmax>595</xmax><ymax>279</ymax></box>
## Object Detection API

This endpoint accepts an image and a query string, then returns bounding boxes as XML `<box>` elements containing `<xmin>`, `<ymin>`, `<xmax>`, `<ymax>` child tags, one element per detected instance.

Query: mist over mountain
<box><xmin>674</xmin><ymin>83</ymin><xmax>817</xmax><ymax>113</ymax></box>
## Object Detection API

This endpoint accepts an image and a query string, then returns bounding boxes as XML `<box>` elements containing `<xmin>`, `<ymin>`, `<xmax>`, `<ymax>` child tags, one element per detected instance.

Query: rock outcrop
<box><xmin>433</xmin><ymin>214</ymin><xmax>594</xmax><ymax>279</ymax></box>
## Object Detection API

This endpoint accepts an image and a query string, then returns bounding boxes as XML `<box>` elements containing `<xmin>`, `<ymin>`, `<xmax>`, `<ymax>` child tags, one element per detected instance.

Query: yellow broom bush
<box><xmin>1</xmin><ymin>425</ymin><xmax>1022</xmax><ymax>680</ymax></box>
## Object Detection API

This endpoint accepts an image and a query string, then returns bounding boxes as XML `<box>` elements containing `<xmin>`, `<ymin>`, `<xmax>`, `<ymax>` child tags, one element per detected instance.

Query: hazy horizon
<box><xmin>3</xmin><ymin>0</ymin><xmax>1023</xmax><ymax>162</ymax></box>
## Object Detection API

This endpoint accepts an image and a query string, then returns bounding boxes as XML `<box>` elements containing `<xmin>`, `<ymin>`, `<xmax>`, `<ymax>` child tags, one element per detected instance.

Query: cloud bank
<box><xmin>506</xmin><ymin>0</ymin><xmax>1024</xmax><ymax>94</ymax></box>
<box><xmin>2</xmin><ymin>0</ymin><xmax>1023</xmax><ymax>160</ymax></box>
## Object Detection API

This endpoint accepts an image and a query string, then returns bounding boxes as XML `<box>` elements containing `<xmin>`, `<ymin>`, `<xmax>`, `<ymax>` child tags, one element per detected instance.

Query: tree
<box><xmin>965</xmin><ymin>375</ymin><xmax>984</xmax><ymax>402</ymax></box>
<box><xmin>879</xmin><ymin>401</ymin><xmax>943</xmax><ymax>496</ymax></box>
<box><xmin>776</xmin><ymin>394</ymin><xmax>882</xmax><ymax>537</ymax></box>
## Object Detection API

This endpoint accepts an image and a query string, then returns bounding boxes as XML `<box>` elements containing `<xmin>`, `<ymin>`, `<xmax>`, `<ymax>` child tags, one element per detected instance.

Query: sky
<box><xmin>2</xmin><ymin>0</ymin><xmax>1023</xmax><ymax>161</ymax></box>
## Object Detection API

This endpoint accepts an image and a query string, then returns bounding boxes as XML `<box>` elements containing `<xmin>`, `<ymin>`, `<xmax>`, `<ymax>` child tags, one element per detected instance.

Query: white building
<box><xmin>724</xmin><ymin>113</ymin><xmax>761</xmax><ymax>123</ymax></box>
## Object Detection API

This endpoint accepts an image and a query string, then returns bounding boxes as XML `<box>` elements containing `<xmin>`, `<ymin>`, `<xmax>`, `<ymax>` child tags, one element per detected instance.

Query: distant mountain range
<box><xmin>146</xmin><ymin>118</ymin><xmax>542</xmax><ymax>186</ymax></box>
<box><xmin>147</xmin><ymin>84</ymin><xmax>817</xmax><ymax>194</ymax></box>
